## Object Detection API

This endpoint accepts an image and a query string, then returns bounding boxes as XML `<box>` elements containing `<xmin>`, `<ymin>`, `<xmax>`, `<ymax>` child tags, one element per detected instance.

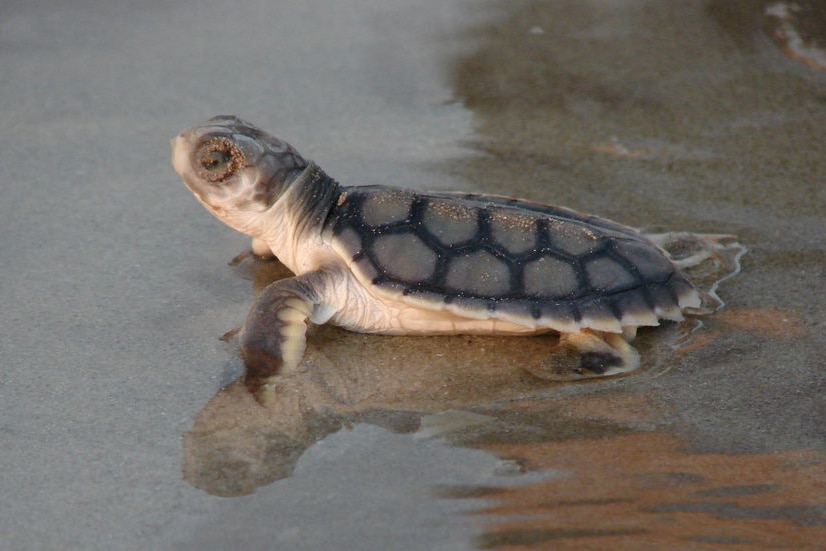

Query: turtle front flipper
<box><xmin>240</xmin><ymin>271</ymin><xmax>337</xmax><ymax>387</ymax></box>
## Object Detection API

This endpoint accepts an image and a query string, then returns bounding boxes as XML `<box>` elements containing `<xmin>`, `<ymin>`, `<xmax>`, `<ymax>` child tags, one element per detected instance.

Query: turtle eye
<box><xmin>196</xmin><ymin>138</ymin><xmax>243</xmax><ymax>182</ymax></box>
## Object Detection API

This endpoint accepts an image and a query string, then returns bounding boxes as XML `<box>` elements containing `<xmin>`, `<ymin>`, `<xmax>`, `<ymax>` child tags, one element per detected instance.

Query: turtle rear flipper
<box><xmin>524</xmin><ymin>330</ymin><xmax>640</xmax><ymax>381</ymax></box>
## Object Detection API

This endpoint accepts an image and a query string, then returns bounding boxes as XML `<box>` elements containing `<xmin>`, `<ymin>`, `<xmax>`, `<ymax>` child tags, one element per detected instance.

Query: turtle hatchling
<box><xmin>171</xmin><ymin>116</ymin><xmax>702</xmax><ymax>385</ymax></box>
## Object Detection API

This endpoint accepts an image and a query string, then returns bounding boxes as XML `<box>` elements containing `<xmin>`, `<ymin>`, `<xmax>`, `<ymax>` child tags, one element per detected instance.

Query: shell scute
<box><xmin>548</xmin><ymin>225</ymin><xmax>601</xmax><ymax>256</ymax></box>
<box><xmin>421</xmin><ymin>198</ymin><xmax>478</xmax><ymax>246</ymax></box>
<box><xmin>609</xmin><ymin>239</ymin><xmax>674</xmax><ymax>280</ymax></box>
<box><xmin>373</xmin><ymin>233</ymin><xmax>437</xmax><ymax>281</ymax></box>
<box><xmin>360</xmin><ymin>189</ymin><xmax>414</xmax><ymax>226</ymax></box>
<box><xmin>523</xmin><ymin>256</ymin><xmax>581</xmax><ymax>298</ymax></box>
<box><xmin>445</xmin><ymin>250</ymin><xmax>512</xmax><ymax>296</ymax></box>
<box><xmin>585</xmin><ymin>256</ymin><xmax>638</xmax><ymax>293</ymax></box>
<box><xmin>488</xmin><ymin>211</ymin><xmax>539</xmax><ymax>254</ymax></box>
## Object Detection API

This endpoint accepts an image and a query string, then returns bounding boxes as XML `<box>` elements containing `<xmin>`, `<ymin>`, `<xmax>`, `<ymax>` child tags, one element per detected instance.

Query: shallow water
<box><xmin>2</xmin><ymin>0</ymin><xmax>826</xmax><ymax>549</ymax></box>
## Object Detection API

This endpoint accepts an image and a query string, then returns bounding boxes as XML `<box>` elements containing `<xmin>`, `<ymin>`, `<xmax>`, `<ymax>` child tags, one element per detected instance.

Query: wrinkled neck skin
<box><xmin>253</xmin><ymin>163</ymin><xmax>341</xmax><ymax>273</ymax></box>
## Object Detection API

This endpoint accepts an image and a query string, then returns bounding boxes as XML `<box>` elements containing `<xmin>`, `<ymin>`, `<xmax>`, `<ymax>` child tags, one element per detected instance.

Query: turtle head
<box><xmin>171</xmin><ymin>115</ymin><xmax>308</xmax><ymax>236</ymax></box>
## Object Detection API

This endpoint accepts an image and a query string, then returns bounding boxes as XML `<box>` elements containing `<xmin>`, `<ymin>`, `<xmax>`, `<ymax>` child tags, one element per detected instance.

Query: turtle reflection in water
<box><xmin>171</xmin><ymin>116</ymin><xmax>712</xmax><ymax>387</ymax></box>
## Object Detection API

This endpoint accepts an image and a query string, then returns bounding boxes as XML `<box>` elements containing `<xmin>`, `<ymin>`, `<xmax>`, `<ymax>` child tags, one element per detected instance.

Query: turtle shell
<box><xmin>325</xmin><ymin>186</ymin><xmax>700</xmax><ymax>334</ymax></box>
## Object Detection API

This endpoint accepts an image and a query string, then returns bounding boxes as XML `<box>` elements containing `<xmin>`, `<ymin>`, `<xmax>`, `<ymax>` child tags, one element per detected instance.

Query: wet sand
<box><xmin>2</xmin><ymin>1</ymin><xmax>826</xmax><ymax>549</ymax></box>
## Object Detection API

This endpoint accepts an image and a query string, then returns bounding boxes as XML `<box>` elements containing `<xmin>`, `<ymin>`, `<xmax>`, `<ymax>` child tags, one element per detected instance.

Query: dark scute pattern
<box><xmin>327</xmin><ymin>186</ymin><xmax>693</xmax><ymax>321</ymax></box>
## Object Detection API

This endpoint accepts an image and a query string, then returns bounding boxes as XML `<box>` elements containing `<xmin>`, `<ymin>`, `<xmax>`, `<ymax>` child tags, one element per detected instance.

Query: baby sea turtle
<box><xmin>171</xmin><ymin>116</ymin><xmax>701</xmax><ymax>385</ymax></box>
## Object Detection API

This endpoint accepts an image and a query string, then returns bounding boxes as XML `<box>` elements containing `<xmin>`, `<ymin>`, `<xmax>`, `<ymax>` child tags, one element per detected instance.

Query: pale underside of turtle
<box><xmin>171</xmin><ymin>116</ymin><xmax>702</xmax><ymax>386</ymax></box>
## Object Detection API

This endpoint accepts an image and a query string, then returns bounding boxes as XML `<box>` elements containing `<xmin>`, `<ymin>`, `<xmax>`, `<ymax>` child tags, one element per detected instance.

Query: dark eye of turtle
<box><xmin>196</xmin><ymin>138</ymin><xmax>243</xmax><ymax>182</ymax></box>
